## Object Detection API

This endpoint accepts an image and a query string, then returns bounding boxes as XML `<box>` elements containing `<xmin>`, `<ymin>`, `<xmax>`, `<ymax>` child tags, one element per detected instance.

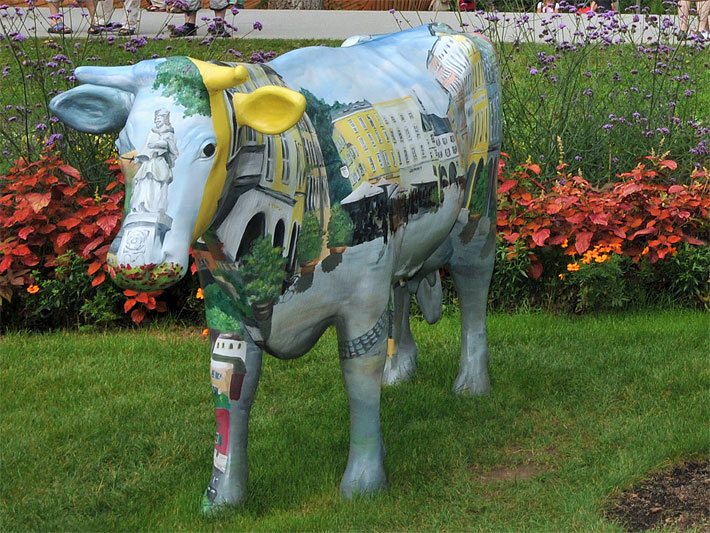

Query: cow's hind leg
<box><xmin>338</xmin><ymin>312</ymin><xmax>388</xmax><ymax>497</ymax></box>
<box><xmin>448</xmin><ymin>214</ymin><xmax>496</xmax><ymax>396</ymax></box>
<box><xmin>383</xmin><ymin>284</ymin><xmax>417</xmax><ymax>385</ymax></box>
<box><xmin>202</xmin><ymin>333</ymin><xmax>263</xmax><ymax>514</ymax></box>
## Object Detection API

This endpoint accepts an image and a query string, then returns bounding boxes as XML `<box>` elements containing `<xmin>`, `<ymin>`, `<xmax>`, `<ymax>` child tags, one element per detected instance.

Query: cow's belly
<box><xmin>393</xmin><ymin>183</ymin><xmax>464</xmax><ymax>279</ymax></box>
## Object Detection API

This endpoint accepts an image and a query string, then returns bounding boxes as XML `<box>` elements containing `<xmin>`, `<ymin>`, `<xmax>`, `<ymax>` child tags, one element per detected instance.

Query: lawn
<box><xmin>1</xmin><ymin>310</ymin><xmax>707</xmax><ymax>531</ymax></box>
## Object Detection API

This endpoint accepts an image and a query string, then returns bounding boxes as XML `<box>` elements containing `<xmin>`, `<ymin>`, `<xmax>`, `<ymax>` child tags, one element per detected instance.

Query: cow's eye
<box><xmin>201</xmin><ymin>143</ymin><xmax>216</xmax><ymax>158</ymax></box>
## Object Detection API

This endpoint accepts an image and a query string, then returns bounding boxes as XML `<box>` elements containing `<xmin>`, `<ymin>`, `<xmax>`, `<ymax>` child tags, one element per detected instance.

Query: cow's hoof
<box><xmin>340</xmin><ymin>455</ymin><xmax>387</xmax><ymax>498</ymax></box>
<box><xmin>453</xmin><ymin>367</ymin><xmax>490</xmax><ymax>396</ymax></box>
<box><xmin>200</xmin><ymin>487</ymin><xmax>245</xmax><ymax>516</ymax></box>
<box><xmin>382</xmin><ymin>346</ymin><xmax>416</xmax><ymax>385</ymax></box>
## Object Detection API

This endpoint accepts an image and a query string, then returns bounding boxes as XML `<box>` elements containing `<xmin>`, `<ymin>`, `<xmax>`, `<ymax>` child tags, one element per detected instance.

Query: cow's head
<box><xmin>49</xmin><ymin>57</ymin><xmax>306</xmax><ymax>290</ymax></box>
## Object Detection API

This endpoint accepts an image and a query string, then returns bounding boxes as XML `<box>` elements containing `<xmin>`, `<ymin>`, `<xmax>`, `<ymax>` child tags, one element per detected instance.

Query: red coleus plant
<box><xmin>123</xmin><ymin>289</ymin><xmax>167</xmax><ymax>325</ymax></box>
<box><xmin>496</xmin><ymin>154</ymin><xmax>709</xmax><ymax>279</ymax></box>
<box><xmin>0</xmin><ymin>152</ymin><xmax>166</xmax><ymax>322</ymax></box>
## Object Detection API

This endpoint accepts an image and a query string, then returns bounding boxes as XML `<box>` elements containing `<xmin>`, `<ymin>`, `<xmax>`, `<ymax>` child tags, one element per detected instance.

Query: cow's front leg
<box><xmin>338</xmin><ymin>314</ymin><xmax>388</xmax><ymax>498</ymax></box>
<box><xmin>202</xmin><ymin>333</ymin><xmax>263</xmax><ymax>514</ymax></box>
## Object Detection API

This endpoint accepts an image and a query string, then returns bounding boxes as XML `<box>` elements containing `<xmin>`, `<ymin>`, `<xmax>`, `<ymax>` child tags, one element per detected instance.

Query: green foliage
<box><xmin>204</xmin><ymin>282</ymin><xmax>244</xmax><ymax>333</ymax></box>
<box><xmin>326</xmin><ymin>203</ymin><xmax>354</xmax><ymax>248</ymax></box>
<box><xmin>153</xmin><ymin>57</ymin><xmax>210</xmax><ymax>118</ymax></box>
<box><xmin>240</xmin><ymin>237</ymin><xmax>287</xmax><ymax>304</ymax></box>
<box><xmin>296</xmin><ymin>211</ymin><xmax>323</xmax><ymax>264</ymax></box>
<box><xmin>205</xmin><ymin>306</ymin><xmax>242</xmax><ymax>333</ymax></box>
<box><xmin>1</xmin><ymin>311</ymin><xmax>707</xmax><ymax>530</ymax></box>
<box><xmin>17</xmin><ymin>251</ymin><xmax>122</xmax><ymax>329</ymax></box>
<box><xmin>565</xmin><ymin>254</ymin><xmax>630</xmax><ymax>313</ymax></box>
<box><xmin>301</xmin><ymin>89</ymin><xmax>352</xmax><ymax>204</ymax></box>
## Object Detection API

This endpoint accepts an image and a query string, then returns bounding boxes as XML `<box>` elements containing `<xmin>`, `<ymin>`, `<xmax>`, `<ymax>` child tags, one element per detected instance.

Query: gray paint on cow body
<box><xmin>49</xmin><ymin>23</ymin><xmax>503</xmax><ymax>513</ymax></box>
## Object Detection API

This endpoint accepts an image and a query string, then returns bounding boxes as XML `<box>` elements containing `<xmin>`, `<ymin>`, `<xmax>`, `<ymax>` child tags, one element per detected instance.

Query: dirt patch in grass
<box><xmin>605</xmin><ymin>460</ymin><xmax>709</xmax><ymax>531</ymax></box>
<box><xmin>477</xmin><ymin>463</ymin><xmax>549</xmax><ymax>483</ymax></box>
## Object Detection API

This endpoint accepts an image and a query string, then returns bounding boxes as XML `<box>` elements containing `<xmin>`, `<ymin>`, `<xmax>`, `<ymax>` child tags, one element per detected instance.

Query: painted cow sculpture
<box><xmin>49</xmin><ymin>23</ymin><xmax>502</xmax><ymax>513</ymax></box>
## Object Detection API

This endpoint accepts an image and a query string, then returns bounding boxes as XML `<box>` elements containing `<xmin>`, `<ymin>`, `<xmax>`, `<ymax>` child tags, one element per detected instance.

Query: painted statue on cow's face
<box><xmin>49</xmin><ymin>23</ymin><xmax>502</xmax><ymax>514</ymax></box>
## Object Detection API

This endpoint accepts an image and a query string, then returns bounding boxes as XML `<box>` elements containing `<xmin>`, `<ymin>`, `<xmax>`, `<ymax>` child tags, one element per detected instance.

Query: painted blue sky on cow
<box><xmin>270</xmin><ymin>24</ymin><xmax>451</xmax><ymax>117</ymax></box>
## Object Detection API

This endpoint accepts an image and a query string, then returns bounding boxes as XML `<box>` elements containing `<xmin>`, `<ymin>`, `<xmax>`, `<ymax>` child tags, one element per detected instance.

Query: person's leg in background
<box><xmin>117</xmin><ymin>0</ymin><xmax>141</xmax><ymax>35</ymax></box>
<box><xmin>47</xmin><ymin>0</ymin><xmax>72</xmax><ymax>33</ymax></box>
<box><xmin>678</xmin><ymin>0</ymin><xmax>692</xmax><ymax>36</ymax></box>
<box><xmin>697</xmin><ymin>0</ymin><xmax>709</xmax><ymax>37</ymax></box>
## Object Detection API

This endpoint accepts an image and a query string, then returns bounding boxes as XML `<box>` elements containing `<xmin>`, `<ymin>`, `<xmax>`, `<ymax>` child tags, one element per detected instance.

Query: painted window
<box><xmin>358</xmin><ymin>137</ymin><xmax>368</xmax><ymax>152</ymax></box>
<box><xmin>348</xmin><ymin>119</ymin><xmax>358</xmax><ymax>133</ymax></box>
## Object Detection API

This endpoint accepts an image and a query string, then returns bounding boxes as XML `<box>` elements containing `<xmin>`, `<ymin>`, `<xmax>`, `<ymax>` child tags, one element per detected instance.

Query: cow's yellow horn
<box><xmin>190</xmin><ymin>58</ymin><xmax>249</xmax><ymax>92</ymax></box>
<box><xmin>233</xmin><ymin>86</ymin><xmax>306</xmax><ymax>135</ymax></box>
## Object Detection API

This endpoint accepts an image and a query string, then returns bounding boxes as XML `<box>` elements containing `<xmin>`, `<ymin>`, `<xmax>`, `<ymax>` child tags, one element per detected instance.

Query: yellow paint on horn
<box><xmin>190</xmin><ymin>57</ymin><xmax>248</xmax><ymax>92</ymax></box>
<box><xmin>232</xmin><ymin>86</ymin><xmax>306</xmax><ymax>135</ymax></box>
<box><xmin>189</xmin><ymin>58</ymin><xmax>237</xmax><ymax>241</ymax></box>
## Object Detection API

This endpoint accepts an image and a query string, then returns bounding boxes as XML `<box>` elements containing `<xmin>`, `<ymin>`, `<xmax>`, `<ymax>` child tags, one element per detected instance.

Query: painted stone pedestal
<box><xmin>116</xmin><ymin>212</ymin><xmax>173</xmax><ymax>266</ymax></box>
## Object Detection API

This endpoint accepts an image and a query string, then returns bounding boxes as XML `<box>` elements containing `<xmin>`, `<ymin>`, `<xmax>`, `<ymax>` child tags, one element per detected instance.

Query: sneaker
<box><xmin>208</xmin><ymin>24</ymin><xmax>230</xmax><ymax>37</ymax></box>
<box><xmin>170</xmin><ymin>23</ymin><xmax>196</xmax><ymax>37</ymax></box>
<box><xmin>117</xmin><ymin>26</ymin><xmax>136</xmax><ymax>36</ymax></box>
<box><xmin>48</xmin><ymin>23</ymin><xmax>72</xmax><ymax>34</ymax></box>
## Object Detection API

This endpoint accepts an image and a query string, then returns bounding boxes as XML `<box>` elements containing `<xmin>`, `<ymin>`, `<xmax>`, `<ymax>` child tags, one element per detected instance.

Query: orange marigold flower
<box><xmin>196</xmin><ymin>288</ymin><xmax>204</xmax><ymax>300</ymax></box>
<box><xmin>642</xmin><ymin>246</ymin><xmax>650</xmax><ymax>255</ymax></box>
<box><xmin>27</xmin><ymin>284</ymin><xmax>40</xmax><ymax>294</ymax></box>
<box><xmin>567</xmin><ymin>263</ymin><xmax>581</xmax><ymax>272</ymax></box>
<box><xmin>561</xmin><ymin>239</ymin><xmax>569</xmax><ymax>248</ymax></box>
<box><xmin>558</xmin><ymin>273</ymin><xmax>566</xmax><ymax>280</ymax></box>
<box><xmin>201</xmin><ymin>328</ymin><xmax>209</xmax><ymax>336</ymax></box>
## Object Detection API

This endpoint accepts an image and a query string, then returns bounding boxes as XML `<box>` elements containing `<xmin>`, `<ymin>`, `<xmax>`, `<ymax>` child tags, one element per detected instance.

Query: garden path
<box><xmin>17</xmin><ymin>8</ymin><xmax>685</xmax><ymax>42</ymax></box>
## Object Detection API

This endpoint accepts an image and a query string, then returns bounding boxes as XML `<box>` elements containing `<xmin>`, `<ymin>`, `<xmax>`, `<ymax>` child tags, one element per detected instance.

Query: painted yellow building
<box><xmin>331</xmin><ymin>100</ymin><xmax>398</xmax><ymax>190</ymax></box>
<box><xmin>216</xmin><ymin>64</ymin><xmax>329</xmax><ymax>267</ymax></box>
<box><xmin>427</xmin><ymin>34</ymin><xmax>490</xmax><ymax>208</ymax></box>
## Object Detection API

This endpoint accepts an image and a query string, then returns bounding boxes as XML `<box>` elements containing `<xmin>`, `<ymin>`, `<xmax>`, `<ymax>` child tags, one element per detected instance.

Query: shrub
<box><xmin>327</xmin><ymin>203</ymin><xmax>354</xmax><ymax>249</ymax></box>
<box><xmin>296</xmin><ymin>211</ymin><xmax>323</xmax><ymax>265</ymax></box>
<box><xmin>0</xmin><ymin>151</ymin><xmax>172</xmax><ymax>329</ymax></box>
<box><xmin>240</xmin><ymin>237</ymin><xmax>287</xmax><ymax>304</ymax></box>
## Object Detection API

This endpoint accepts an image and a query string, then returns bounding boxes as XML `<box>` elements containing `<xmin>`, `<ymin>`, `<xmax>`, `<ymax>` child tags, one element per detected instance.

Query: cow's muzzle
<box><xmin>106</xmin><ymin>211</ymin><xmax>186</xmax><ymax>290</ymax></box>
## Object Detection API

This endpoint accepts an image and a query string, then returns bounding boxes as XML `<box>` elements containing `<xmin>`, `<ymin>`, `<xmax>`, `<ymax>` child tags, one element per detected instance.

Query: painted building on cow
<box><xmin>212</xmin><ymin>64</ymin><xmax>330</xmax><ymax>269</ymax></box>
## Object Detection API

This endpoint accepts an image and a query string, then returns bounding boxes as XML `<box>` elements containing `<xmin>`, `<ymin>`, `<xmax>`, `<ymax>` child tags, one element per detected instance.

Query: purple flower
<box><xmin>230</xmin><ymin>6</ymin><xmax>239</xmax><ymax>14</ymax></box>
<box><xmin>45</xmin><ymin>133</ymin><xmax>63</xmax><ymax>147</ymax></box>
<box><xmin>35</xmin><ymin>122</ymin><xmax>48</xmax><ymax>131</ymax></box>
<box><xmin>602</xmin><ymin>123</ymin><xmax>613</xmax><ymax>130</ymax></box>
<box><xmin>530</xmin><ymin>67</ymin><xmax>538</xmax><ymax>75</ymax></box>
<box><xmin>253</xmin><ymin>21</ymin><xmax>263</xmax><ymax>31</ymax></box>
<box><xmin>684</xmin><ymin>90</ymin><xmax>694</xmax><ymax>97</ymax></box>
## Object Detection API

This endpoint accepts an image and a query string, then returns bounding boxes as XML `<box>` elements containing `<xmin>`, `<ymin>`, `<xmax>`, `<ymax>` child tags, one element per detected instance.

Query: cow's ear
<box><xmin>233</xmin><ymin>86</ymin><xmax>306</xmax><ymax>135</ymax></box>
<box><xmin>49</xmin><ymin>85</ymin><xmax>134</xmax><ymax>134</ymax></box>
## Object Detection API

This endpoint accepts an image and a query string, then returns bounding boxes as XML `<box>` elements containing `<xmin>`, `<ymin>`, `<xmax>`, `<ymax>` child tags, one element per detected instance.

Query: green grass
<box><xmin>1</xmin><ymin>310</ymin><xmax>708</xmax><ymax>531</ymax></box>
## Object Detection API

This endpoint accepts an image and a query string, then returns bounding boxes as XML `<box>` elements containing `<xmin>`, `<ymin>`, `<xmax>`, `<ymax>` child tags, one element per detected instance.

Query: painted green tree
<box><xmin>297</xmin><ymin>210</ymin><xmax>323</xmax><ymax>264</ymax></box>
<box><xmin>327</xmin><ymin>203</ymin><xmax>354</xmax><ymax>248</ymax></box>
<box><xmin>240</xmin><ymin>237</ymin><xmax>287</xmax><ymax>305</ymax></box>
<box><xmin>153</xmin><ymin>57</ymin><xmax>210</xmax><ymax>117</ymax></box>
<box><xmin>204</xmin><ymin>283</ymin><xmax>244</xmax><ymax>334</ymax></box>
